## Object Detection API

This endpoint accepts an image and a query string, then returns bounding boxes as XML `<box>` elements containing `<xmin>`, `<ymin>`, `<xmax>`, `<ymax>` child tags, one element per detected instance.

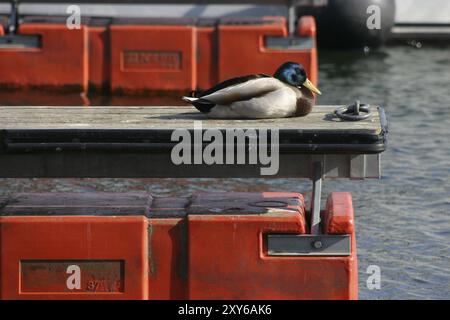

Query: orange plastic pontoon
<box><xmin>0</xmin><ymin>15</ymin><xmax>317</xmax><ymax>95</ymax></box>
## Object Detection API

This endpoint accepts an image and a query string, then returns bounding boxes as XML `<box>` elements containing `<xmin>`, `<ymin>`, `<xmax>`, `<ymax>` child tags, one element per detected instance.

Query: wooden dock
<box><xmin>0</xmin><ymin>105</ymin><xmax>386</xmax><ymax>178</ymax></box>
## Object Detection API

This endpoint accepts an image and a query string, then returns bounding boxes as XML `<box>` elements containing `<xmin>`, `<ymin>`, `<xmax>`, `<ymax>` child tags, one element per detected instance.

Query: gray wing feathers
<box><xmin>200</xmin><ymin>78</ymin><xmax>285</xmax><ymax>105</ymax></box>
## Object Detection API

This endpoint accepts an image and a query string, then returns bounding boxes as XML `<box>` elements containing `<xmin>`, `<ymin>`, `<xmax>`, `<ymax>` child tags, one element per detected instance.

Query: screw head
<box><xmin>313</xmin><ymin>240</ymin><xmax>323</xmax><ymax>249</ymax></box>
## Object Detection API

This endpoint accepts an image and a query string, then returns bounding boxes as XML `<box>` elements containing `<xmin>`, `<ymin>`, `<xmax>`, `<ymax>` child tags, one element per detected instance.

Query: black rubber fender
<box><xmin>300</xmin><ymin>0</ymin><xmax>396</xmax><ymax>48</ymax></box>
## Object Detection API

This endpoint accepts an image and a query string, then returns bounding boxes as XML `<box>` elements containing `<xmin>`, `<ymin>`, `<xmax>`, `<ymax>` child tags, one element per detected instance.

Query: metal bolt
<box><xmin>313</xmin><ymin>240</ymin><xmax>323</xmax><ymax>249</ymax></box>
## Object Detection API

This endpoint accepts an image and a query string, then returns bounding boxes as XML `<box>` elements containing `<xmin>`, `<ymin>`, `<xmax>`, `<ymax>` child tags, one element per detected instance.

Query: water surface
<box><xmin>1</xmin><ymin>44</ymin><xmax>449</xmax><ymax>299</ymax></box>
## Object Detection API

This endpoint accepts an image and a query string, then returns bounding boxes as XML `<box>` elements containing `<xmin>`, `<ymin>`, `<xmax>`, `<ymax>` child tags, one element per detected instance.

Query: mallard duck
<box><xmin>182</xmin><ymin>62</ymin><xmax>321</xmax><ymax>119</ymax></box>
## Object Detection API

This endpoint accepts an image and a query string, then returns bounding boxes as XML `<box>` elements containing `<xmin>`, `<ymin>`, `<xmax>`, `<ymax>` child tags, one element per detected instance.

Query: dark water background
<box><xmin>1</xmin><ymin>44</ymin><xmax>449</xmax><ymax>299</ymax></box>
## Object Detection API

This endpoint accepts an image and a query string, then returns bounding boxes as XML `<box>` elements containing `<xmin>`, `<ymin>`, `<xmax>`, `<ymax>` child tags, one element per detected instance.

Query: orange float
<box><xmin>0</xmin><ymin>17</ymin><xmax>88</xmax><ymax>92</ymax></box>
<box><xmin>0</xmin><ymin>192</ymin><xmax>357</xmax><ymax>300</ymax></box>
<box><xmin>0</xmin><ymin>15</ymin><xmax>318</xmax><ymax>95</ymax></box>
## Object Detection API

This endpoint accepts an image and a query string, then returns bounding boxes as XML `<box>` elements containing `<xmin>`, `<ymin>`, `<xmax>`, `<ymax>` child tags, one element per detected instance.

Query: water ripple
<box><xmin>0</xmin><ymin>45</ymin><xmax>449</xmax><ymax>299</ymax></box>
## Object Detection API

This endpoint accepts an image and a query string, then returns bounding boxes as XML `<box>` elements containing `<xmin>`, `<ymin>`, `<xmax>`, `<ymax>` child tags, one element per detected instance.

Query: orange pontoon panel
<box><xmin>218</xmin><ymin>16</ymin><xmax>318</xmax><ymax>87</ymax></box>
<box><xmin>0</xmin><ymin>193</ymin><xmax>149</xmax><ymax>300</ymax></box>
<box><xmin>186</xmin><ymin>192</ymin><xmax>355</xmax><ymax>300</ymax></box>
<box><xmin>110</xmin><ymin>24</ymin><xmax>197</xmax><ymax>93</ymax></box>
<box><xmin>0</xmin><ymin>22</ymin><xmax>88</xmax><ymax>91</ymax></box>
<box><xmin>0</xmin><ymin>16</ymin><xmax>317</xmax><ymax>94</ymax></box>
<box><xmin>0</xmin><ymin>216</ymin><xmax>148</xmax><ymax>299</ymax></box>
<box><xmin>0</xmin><ymin>191</ymin><xmax>356</xmax><ymax>300</ymax></box>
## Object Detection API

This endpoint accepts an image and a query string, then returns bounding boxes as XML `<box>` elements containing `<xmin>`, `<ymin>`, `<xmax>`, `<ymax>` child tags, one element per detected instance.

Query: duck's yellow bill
<box><xmin>302</xmin><ymin>78</ymin><xmax>321</xmax><ymax>95</ymax></box>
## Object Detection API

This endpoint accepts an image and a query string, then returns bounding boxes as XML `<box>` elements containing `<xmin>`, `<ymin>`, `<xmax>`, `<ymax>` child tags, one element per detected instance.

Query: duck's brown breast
<box><xmin>295</xmin><ymin>86</ymin><xmax>315</xmax><ymax>117</ymax></box>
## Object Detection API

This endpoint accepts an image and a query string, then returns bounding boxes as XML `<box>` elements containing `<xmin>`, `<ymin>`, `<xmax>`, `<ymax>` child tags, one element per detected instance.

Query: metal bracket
<box><xmin>7</xmin><ymin>0</ymin><xmax>19</xmax><ymax>35</ymax></box>
<box><xmin>267</xmin><ymin>234</ymin><xmax>351</xmax><ymax>256</ymax></box>
<box><xmin>310</xmin><ymin>161</ymin><xmax>322</xmax><ymax>235</ymax></box>
<box><xmin>265</xmin><ymin>36</ymin><xmax>314</xmax><ymax>49</ymax></box>
<box><xmin>287</xmin><ymin>1</ymin><xmax>296</xmax><ymax>35</ymax></box>
<box><xmin>0</xmin><ymin>1</ymin><xmax>41</xmax><ymax>49</ymax></box>
<box><xmin>266</xmin><ymin>158</ymin><xmax>352</xmax><ymax>257</ymax></box>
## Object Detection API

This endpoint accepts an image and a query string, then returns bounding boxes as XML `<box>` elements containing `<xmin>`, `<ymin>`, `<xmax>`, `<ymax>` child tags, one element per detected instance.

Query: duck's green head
<box><xmin>274</xmin><ymin>62</ymin><xmax>321</xmax><ymax>95</ymax></box>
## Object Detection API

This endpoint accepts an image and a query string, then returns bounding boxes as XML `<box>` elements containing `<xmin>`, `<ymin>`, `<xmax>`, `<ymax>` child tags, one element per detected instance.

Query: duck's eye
<box><xmin>290</xmin><ymin>74</ymin><xmax>299</xmax><ymax>83</ymax></box>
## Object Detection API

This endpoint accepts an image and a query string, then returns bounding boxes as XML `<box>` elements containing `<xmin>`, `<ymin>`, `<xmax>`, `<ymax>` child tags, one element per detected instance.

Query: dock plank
<box><xmin>0</xmin><ymin>105</ymin><xmax>386</xmax><ymax>179</ymax></box>
<box><xmin>0</xmin><ymin>106</ymin><xmax>382</xmax><ymax>133</ymax></box>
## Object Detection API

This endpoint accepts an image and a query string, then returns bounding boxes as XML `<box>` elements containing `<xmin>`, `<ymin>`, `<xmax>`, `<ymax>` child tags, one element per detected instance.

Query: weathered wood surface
<box><xmin>0</xmin><ymin>105</ymin><xmax>382</xmax><ymax>134</ymax></box>
<box><xmin>0</xmin><ymin>105</ymin><xmax>385</xmax><ymax>178</ymax></box>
